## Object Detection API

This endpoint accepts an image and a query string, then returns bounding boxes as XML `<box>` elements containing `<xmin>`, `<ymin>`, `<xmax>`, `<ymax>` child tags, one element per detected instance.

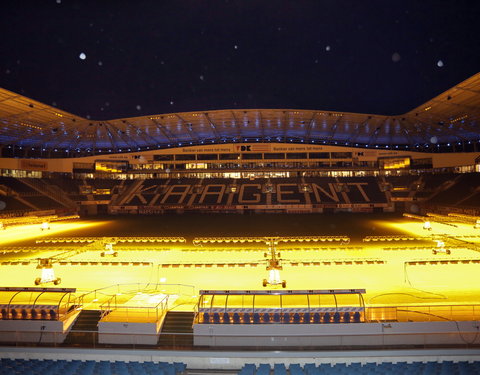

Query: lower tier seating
<box><xmin>0</xmin><ymin>358</ymin><xmax>186</xmax><ymax>375</ymax></box>
<box><xmin>238</xmin><ymin>360</ymin><xmax>480</xmax><ymax>374</ymax></box>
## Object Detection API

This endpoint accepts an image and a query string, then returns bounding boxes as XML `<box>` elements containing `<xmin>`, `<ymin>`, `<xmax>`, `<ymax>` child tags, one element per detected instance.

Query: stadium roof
<box><xmin>0</xmin><ymin>72</ymin><xmax>479</xmax><ymax>157</ymax></box>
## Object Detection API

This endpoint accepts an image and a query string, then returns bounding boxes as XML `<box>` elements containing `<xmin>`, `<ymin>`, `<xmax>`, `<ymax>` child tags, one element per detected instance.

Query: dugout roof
<box><xmin>0</xmin><ymin>72</ymin><xmax>479</xmax><ymax>155</ymax></box>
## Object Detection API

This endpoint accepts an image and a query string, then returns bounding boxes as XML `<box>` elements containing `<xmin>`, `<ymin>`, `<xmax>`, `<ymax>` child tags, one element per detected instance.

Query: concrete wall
<box><xmin>0</xmin><ymin>320</ymin><xmax>65</xmax><ymax>344</ymax></box>
<box><xmin>193</xmin><ymin>320</ymin><xmax>480</xmax><ymax>347</ymax></box>
<box><xmin>98</xmin><ymin>321</ymin><xmax>161</xmax><ymax>345</ymax></box>
<box><xmin>0</xmin><ymin>312</ymin><xmax>79</xmax><ymax>344</ymax></box>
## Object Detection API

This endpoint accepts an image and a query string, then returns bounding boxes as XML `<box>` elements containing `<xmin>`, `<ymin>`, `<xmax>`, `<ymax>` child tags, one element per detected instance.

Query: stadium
<box><xmin>0</xmin><ymin>69</ymin><xmax>480</xmax><ymax>374</ymax></box>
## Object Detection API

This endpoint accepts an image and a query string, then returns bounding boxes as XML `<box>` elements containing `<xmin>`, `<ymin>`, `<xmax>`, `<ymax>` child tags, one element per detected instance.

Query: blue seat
<box><xmin>213</xmin><ymin>312</ymin><xmax>221</xmax><ymax>323</ymax></box>
<box><xmin>203</xmin><ymin>312</ymin><xmax>210</xmax><ymax>323</ymax></box>
<box><xmin>313</xmin><ymin>312</ymin><xmax>321</xmax><ymax>323</ymax></box>
<box><xmin>233</xmin><ymin>312</ymin><xmax>241</xmax><ymax>323</ymax></box>
<box><xmin>222</xmin><ymin>312</ymin><xmax>230</xmax><ymax>323</ymax></box>
<box><xmin>289</xmin><ymin>364</ymin><xmax>305</xmax><ymax>375</ymax></box>
<box><xmin>304</xmin><ymin>363</ymin><xmax>317</xmax><ymax>374</ymax></box>
<box><xmin>30</xmin><ymin>309</ymin><xmax>38</xmax><ymax>319</ymax></box>
<box><xmin>243</xmin><ymin>313</ymin><xmax>251</xmax><ymax>324</ymax></box>
<box><xmin>263</xmin><ymin>313</ymin><xmax>270</xmax><ymax>323</ymax></box>
<box><xmin>11</xmin><ymin>309</ymin><xmax>18</xmax><ymax>319</ymax></box>
<box><xmin>292</xmin><ymin>313</ymin><xmax>300</xmax><ymax>324</ymax></box>
<box><xmin>353</xmin><ymin>311</ymin><xmax>361</xmax><ymax>323</ymax></box>
<box><xmin>323</xmin><ymin>312</ymin><xmax>330</xmax><ymax>323</ymax></box>
<box><xmin>343</xmin><ymin>312</ymin><xmax>351</xmax><ymax>323</ymax></box>
<box><xmin>334</xmin><ymin>363</ymin><xmax>347</xmax><ymax>370</ymax></box>
<box><xmin>274</xmin><ymin>363</ymin><xmax>287</xmax><ymax>375</ymax></box>
<box><xmin>303</xmin><ymin>312</ymin><xmax>310</xmax><ymax>323</ymax></box>
<box><xmin>257</xmin><ymin>364</ymin><xmax>271</xmax><ymax>375</ymax></box>
<box><xmin>49</xmin><ymin>309</ymin><xmax>57</xmax><ymax>320</ymax></box>
<box><xmin>333</xmin><ymin>312</ymin><xmax>341</xmax><ymax>323</ymax></box>
<box><xmin>349</xmin><ymin>362</ymin><xmax>361</xmax><ymax>370</ymax></box>
<box><xmin>239</xmin><ymin>363</ymin><xmax>255</xmax><ymax>375</ymax></box>
<box><xmin>253</xmin><ymin>313</ymin><xmax>261</xmax><ymax>324</ymax></box>
<box><xmin>273</xmin><ymin>312</ymin><xmax>281</xmax><ymax>323</ymax></box>
<box><xmin>173</xmin><ymin>362</ymin><xmax>186</xmax><ymax>372</ymax></box>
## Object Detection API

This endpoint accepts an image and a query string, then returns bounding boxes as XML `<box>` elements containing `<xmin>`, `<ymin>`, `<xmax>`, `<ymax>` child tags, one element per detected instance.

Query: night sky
<box><xmin>1</xmin><ymin>1</ymin><xmax>479</xmax><ymax>121</ymax></box>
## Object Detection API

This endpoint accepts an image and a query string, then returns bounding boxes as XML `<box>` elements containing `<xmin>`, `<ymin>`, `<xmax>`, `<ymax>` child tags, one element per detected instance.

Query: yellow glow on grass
<box><xmin>380</xmin><ymin>219</ymin><xmax>480</xmax><ymax>241</ymax></box>
<box><xmin>0</xmin><ymin>220</ymin><xmax>108</xmax><ymax>245</ymax></box>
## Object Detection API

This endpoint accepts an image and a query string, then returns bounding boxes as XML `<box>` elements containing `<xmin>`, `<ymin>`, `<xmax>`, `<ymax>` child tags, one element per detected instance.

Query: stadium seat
<box><xmin>303</xmin><ymin>363</ymin><xmax>317</xmax><ymax>374</ymax></box>
<box><xmin>274</xmin><ymin>363</ymin><xmax>287</xmax><ymax>375</ymax></box>
<box><xmin>353</xmin><ymin>311</ymin><xmax>361</xmax><ymax>323</ymax></box>
<box><xmin>273</xmin><ymin>312</ymin><xmax>281</xmax><ymax>323</ymax></box>
<box><xmin>1</xmin><ymin>308</ymin><xmax>8</xmax><ymax>319</ymax></box>
<box><xmin>213</xmin><ymin>312</ymin><xmax>221</xmax><ymax>323</ymax></box>
<box><xmin>239</xmin><ymin>363</ymin><xmax>256</xmax><ymax>375</ymax></box>
<box><xmin>233</xmin><ymin>312</ymin><xmax>241</xmax><ymax>324</ymax></box>
<box><xmin>257</xmin><ymin>364</ymin><xmax>271</xmax><ymax>375</ymax></box>
<box><xmin>323</xmin><ymin>312</ymin><xmax>330</xmax><ymax>324</ymax></box>
<box><xmin>40</xmin><ymin>309</ymin><xmax>48</xmax><ymax>320</ymax></box>
<box><xmin>333</xmin><ymin>312</ymin><xmax>341</xmax><ymax>323</ymax></box>
<box><xmin>243</xmin><ymin>312</ymin><xmax>251</xmax><ymax>324</ymax></box>
<box><xmin>253</xmin><ymin>313</ymin><xmax>261</xmax><ymax>324</ymax></box>
<box><xmin>303</xmin><ymin>312</ymin><xmax>310</xmax><ymax>323</ymax></box>
<box><xmin>263</xmin><ymin>313</ymin><xmax>270</xmax><ymax>323</ymax></box>
<box><xmin>30</xmin><ymin>308</ymin><xmax>38</xmax><ymax>319</ymax></box>
<box><xmin>203</xmin><ymin>312</ymin><xmax>210</xmax><ymax>323</ymax></box>
<box><xmin>293</xmin><ymin>313</ymin><xmax>301</xmax><ymax>323</ymax></box>
<box><xmin>21</xmin><ymin>309</ymin><xmax>28</xmax><ymax>319</ymax></box>
<box><xmin>49</xmin><ymin>309</ymin><xmax>57</xmax><ymax>320</ymax></box>
<box><xmin>313</xmin><ymin>312</ymin><xmax>321</xmax><ymax>323</ymax></box>
<box><xmin>10</xmin><ymin>308</ymin><xmax>18</xmax><ymax>319</ymax></box>
<box><xmin>222</xmin><ymin>312</ymin><xmax>230</xmax><ymax>323</ymax></box>
<box><xmin>343</xmin><ymin>311</ymin><xmax>351</xmax><ymax>323</ymax></box>
<box><xmin>289</xmin><ymin>364</ymin><xmax>305</xmax><ymax>375</ymax></box>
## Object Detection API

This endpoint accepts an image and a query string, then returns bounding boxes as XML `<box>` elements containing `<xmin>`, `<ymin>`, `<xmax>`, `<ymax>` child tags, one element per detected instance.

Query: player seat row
<box><xmin>0</xmin><ymin>306</ymin><xmax>58</xmax><ymax>320</ymax></box>
<box><xmin>201</xmin><ymin>311</ymin><xmax>362</xmax><ymax>324</ymax></box>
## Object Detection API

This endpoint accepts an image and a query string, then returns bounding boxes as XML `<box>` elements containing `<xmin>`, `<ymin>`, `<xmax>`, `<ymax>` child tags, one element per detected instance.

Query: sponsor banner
<box><xmin>20</xmin><ymin>160</ymin><xmax>47</xmax><ymax>171</ymax></box>
<box><xmin>181</xmin><ymin>146</ymin><xmax>232</xmax><ymax>153</ymax></box>
<box><xmin>234</xmin><ymin>144</ymin><xmax>271</xmax><ymax>152</ymax></box>
<box><xmin>79</xmin><ymin>201</ymin><xmax>110</xmax><ymax>205</ymax></box>
<box><xmin>26</xmin><ymin>210</ymin><xmax>55</xmax><ymax>216</ymax></box>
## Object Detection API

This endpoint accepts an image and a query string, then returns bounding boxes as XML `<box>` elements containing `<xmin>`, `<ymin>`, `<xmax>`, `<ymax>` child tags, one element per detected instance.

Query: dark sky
<box><xmin>1</xmin><ymin>1</ymin><xmax>479</xmax><ymax>120</ymax></box>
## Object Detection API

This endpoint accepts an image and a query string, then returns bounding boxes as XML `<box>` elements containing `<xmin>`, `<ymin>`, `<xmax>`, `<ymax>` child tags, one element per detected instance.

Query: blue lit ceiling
<box><xmin>0</xmin><ymin>73</ymin><xmax>479</xmax><ymax>157</ymax></box>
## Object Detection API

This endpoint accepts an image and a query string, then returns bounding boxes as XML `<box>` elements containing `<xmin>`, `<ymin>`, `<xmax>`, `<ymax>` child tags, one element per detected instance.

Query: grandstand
<box><xmin>0</xmin><ymin>73</ymin><xmax>480</xmax><ymax>372</ymax></box>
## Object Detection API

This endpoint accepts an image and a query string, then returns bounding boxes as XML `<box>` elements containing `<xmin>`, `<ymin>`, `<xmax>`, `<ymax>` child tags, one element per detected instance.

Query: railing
<box><xmin>1</xmin><ymin>329</ymin><xmax>480</xmax><ymax>350</ymax></box>
<box><xmin>99</xmin><ymin>293</ymin><xmax>169</xmax><ymax>323</ymax></box>
<box><xmin>367</xmin><ymin>304</ymin><xmax>480</xmax><ymax>323</ymax></box>
<box><xmin>72</xmin><ymin>283</ymin><xmax>196</xmax><ymax>322</ymax></box>
<box><xmin>75</xmin><ymin>283</ymin><xmax>195</xmax><ymax>304</ymax></box>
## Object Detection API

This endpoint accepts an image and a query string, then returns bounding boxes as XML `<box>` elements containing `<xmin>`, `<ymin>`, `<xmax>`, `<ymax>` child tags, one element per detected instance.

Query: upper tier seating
<box><xmin>429</xmin><ymin>173</ymin><xmax>480</xmax><ymax>206</ymax></box>
<box><xmin>0</xmin><ymin>177</ymin><xmax>37</xmax><ymax>194</ymax></box>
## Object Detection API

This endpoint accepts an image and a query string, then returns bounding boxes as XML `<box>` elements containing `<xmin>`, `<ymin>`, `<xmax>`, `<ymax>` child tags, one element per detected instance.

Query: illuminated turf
<box><xmin>0</xmin><ymin>216</ymin><xmax>479</xmax><ymax>321</ymax></box>
<box><xmin>0</xmin><ymin>220</ymin><xmax>109</xmax><ymax>246</ymax></box>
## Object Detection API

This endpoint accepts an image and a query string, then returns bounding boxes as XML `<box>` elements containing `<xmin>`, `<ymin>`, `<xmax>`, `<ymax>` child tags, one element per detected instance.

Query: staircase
<box><xmin>64</xmin><ymin>310</ymin><xmax>102</xmax><ymax>346</ymax></box>
<box><xmin>427</xmin><ymin>175</ymin><xmax>462</xmax><ymax>201</ymax></box>
<box><xmin>0</xmin><ymin>185</ymin><xmax>39</xmax><ymax>210</ymax></box>
<box><xmin>19</xmin><ymin>178</ymin><xmax>78</xmax><ymax>210</ymax></box>
<box><xmin>157</xmin><ymin>311</ymin><xmax>194</xmax><ymax>348</ymax></box>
